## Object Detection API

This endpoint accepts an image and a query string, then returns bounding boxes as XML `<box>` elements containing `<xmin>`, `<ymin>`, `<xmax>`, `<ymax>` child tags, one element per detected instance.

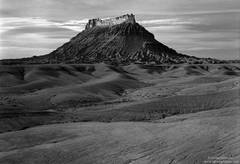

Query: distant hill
<box><xmin>0</xmin><ymin>14</ymin><xmax>230</xmax><ymax>65</ymax></box>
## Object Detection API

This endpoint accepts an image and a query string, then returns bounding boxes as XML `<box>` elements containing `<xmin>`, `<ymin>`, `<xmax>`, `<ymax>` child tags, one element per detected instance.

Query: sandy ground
<box><xmin>0</xmin><ymin>106</ymin><xmax>239</xmax><ymax>164</ymax></box>
<box><xmin>0</xmin><ymin>63</ymin><xmax>239</xmax><ymax>163</ymax></box>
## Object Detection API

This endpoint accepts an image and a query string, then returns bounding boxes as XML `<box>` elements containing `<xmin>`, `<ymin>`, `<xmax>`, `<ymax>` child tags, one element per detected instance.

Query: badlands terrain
<box><xmin>0</xmin><ymin>63</ymin><xmax>239</xmax><ymax>164</ymax></box>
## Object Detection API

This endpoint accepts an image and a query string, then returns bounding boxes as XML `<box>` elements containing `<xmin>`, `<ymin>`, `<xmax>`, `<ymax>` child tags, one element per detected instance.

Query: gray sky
<box><xmin>0</xmin><ymin>0</ymin><xmax>240</xmax><ymax>60</ymax></box>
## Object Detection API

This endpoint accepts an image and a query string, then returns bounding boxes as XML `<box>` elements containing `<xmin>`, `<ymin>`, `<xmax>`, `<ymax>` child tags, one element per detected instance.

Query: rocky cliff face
<box><xmin>85</xmin><ymin>14</ymin><xmax>136</xmax><ymax>30</ymax></box>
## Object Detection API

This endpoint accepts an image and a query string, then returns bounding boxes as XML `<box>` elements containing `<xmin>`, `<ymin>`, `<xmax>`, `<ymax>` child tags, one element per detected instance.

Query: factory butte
<box><xmin>85</xmin><ymin>14</ymin><xmax>136</xmax><ymax>29</ymax></box>
<box><xmin>1</xmin><ymin>14</ymin><xmax>222</xmax><ymax>65</ymax></box>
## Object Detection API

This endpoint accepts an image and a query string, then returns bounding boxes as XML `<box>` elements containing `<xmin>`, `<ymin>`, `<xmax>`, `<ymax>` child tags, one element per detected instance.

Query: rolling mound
<box><xmin>0</xmin><ymin>64</ymin><xmax>143</xmax><ymax>106</ymax></box>
<box><xmin>0</xmin><ymin>64</ymin><xmax>239</xmax><ymax>132</ymax></box>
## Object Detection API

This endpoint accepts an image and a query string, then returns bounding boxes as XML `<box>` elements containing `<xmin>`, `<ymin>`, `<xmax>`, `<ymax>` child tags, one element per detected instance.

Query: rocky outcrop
<box><xmin>85</xmin><ymin>14</ymin><xmax>136</xmax><ymax>30</ymax></box>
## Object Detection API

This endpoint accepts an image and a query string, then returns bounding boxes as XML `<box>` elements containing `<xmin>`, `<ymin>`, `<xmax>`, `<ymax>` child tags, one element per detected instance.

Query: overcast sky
<box><xmin>0</xmin><ymin>0</ymin><xmax>239</xmax><ymax>60</ymax></box>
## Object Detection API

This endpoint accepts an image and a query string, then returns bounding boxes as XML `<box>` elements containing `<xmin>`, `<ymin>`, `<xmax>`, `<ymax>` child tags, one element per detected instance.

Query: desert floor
<box><xmin>0</xmin><ymin>63</ymin><xmax>239</xmax><ymax>164</ymax></box>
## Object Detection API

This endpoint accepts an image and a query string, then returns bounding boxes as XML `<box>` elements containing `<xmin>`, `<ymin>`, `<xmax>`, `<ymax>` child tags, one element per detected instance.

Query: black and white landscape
<box><xmin>0</xmin><ymin>1</ymin><xmax>240</xmax><ymax>164</ymax></box>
